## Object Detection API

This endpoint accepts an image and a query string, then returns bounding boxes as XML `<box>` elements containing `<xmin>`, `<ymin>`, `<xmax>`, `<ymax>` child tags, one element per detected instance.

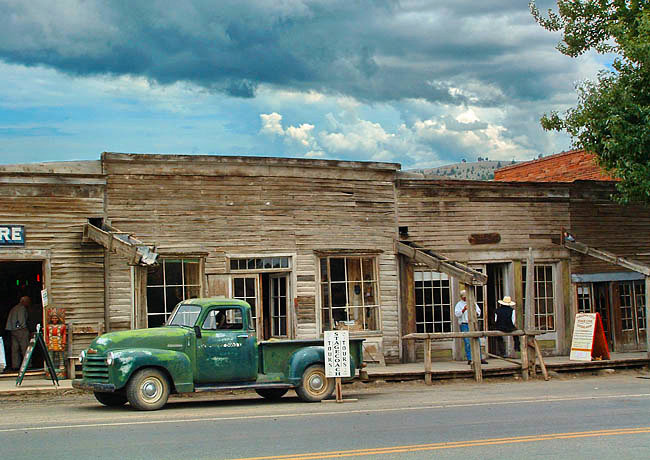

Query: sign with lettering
<box><xmin>570</xmin><ymin>313</ymin><xmax>610</xmax><ymax>361</ymax></box>
<box><xmin>324</xmin><ymin>330</ymin><xmax>350</xmax><ymax>378</ymax></box>
<box><xmin>0</xmin><ymin>225</ymin><xmax>25</xmax><ymax>246</ymax></box>
<box><xmin>41</xmin><ymin>289</ymin><xmax>49</xmax><ymax>307</ymax></box>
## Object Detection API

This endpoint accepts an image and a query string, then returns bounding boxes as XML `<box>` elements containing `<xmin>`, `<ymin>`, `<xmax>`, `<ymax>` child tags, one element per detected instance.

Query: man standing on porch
<box><xmin>455</xmin><ymin>290</ymin><xmax>487</xmax><ymax>365</ymax></box>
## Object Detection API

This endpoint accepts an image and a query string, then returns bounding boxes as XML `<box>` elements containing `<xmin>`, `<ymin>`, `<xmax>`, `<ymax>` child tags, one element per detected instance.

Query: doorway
<box><xmin>233</xmin><ymin>272</ymin><xmax>291</xmax><ymax>341</ymax></box>
<box><xmin>0</xmin><ymin>261</ymin><xmax>44</xmax><ymax>371</ymax></box>
<box><xmin>471</xmin><ymin>263</ymin><xmax>509</xmax><ymax>354</ymax></box>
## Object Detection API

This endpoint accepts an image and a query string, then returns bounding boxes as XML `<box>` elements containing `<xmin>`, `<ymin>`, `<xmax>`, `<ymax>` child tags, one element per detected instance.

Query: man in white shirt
<box><xmin>5</xmin><ymin>296</ymin><xmax>31</xmax><ymax>370</ymax></box>
<box><xmin>454</xmin><ymin>290</ymin><xmax>487</xmax><ymax>365</ymax></box>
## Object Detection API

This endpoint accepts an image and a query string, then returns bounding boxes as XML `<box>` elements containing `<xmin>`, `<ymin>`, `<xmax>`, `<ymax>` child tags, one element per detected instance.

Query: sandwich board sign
<box><xmin>16</xmin><ymin>324</ymin><xmax>59</xmax><ymax>387</ymax></box>
<box><xmin>569</xmin><ymin>313</ymin><xmax>610</xmax><ymax>361</ymax></box>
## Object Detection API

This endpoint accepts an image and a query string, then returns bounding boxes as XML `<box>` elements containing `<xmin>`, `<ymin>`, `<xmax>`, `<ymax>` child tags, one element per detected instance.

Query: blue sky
<box><xmin>0</xmin><ymin>1</ymin><xmax>606</xmax><ymax>168</ymax></box>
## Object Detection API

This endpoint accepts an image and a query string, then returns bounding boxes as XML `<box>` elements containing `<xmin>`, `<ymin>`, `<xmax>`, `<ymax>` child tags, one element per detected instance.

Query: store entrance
<box><xmin>0</xmin><ymin>261</ymin><xmax>44</xmax><ymax>372</ymax></box>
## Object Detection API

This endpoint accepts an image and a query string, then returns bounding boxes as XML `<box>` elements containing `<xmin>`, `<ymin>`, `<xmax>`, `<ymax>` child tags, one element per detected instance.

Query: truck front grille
<box><xmin>82</xmin><ymin>355</ymin><xmax>109</xmax><ymax>383</ymax></box>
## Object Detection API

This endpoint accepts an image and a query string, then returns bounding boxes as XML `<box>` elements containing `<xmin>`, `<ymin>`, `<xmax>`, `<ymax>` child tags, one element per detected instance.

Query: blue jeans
<box><xmin>460</xmin><ymin>323</ymin><xmax>472</xmax><ymax>361</ymax></box>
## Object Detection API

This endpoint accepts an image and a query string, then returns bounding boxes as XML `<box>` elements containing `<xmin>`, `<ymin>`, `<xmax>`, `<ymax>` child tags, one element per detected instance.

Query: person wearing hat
<box><xmin>494</xmin><ymin>295</ymin><xmax>519</xmax><ymax>357</ymax></box>
<box><xmin>454</xmin><ymin>290</ymin><xmax>487</xmax><ymax>365</ymax></box>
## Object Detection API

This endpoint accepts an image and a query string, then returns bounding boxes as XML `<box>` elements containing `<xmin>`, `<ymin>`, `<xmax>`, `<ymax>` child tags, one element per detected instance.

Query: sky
<box><xmin>0</xmin><ymin>1</ymin><xmax>608</xmax><ymax>168</ymax></box>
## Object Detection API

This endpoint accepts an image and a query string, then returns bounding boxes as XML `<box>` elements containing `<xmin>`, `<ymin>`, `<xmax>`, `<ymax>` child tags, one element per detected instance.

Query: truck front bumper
<box><xmin>72</xmin><ymin>379</ymin><xmax>116</xmax><ymax>393</ymax></box>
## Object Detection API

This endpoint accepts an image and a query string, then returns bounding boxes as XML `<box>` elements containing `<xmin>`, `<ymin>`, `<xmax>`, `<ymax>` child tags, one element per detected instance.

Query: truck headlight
<box><xmin>79</xmin><ymin>350</ymin><xmax>86</xmax><ymax>363</ymax></box>
<box><xmin>106</xmin><ymin>352</ymin><xmax>115</xmax><ymax>366</ymax></box>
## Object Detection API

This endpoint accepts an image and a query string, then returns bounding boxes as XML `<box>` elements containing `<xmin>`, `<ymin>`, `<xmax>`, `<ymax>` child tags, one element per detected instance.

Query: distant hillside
<box><xmin>408</xmin><ymin>159</ymin><xmax>517</xmax><ymax>181</ymax></box>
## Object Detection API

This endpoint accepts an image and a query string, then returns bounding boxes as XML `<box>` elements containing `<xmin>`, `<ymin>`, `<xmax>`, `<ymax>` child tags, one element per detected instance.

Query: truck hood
<box><xmin>88</xmin><ymin>327</ymin><xmax>191</xmax><ymax>354</ymax></box>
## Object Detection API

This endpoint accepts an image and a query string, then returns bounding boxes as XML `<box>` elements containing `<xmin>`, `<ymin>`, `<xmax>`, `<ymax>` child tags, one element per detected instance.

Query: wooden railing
<box><xmin>403</xmin><ymin>330</ymin><xmax>548</xmax><ymax>383</ymax></box>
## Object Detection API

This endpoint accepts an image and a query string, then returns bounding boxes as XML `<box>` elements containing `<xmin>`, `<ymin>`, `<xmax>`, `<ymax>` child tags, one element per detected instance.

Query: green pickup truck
<box><xmin>73</xmin><ymin>298</ymin><xmax>364</xmax><ymax>410</ymax></box>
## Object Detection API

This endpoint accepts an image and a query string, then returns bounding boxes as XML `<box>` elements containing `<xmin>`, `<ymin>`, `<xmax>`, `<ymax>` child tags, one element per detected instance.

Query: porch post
<box><xmin>646</xmin><ymin>276</ymin><xmax>650</xmax><ymax>366</ymax></box>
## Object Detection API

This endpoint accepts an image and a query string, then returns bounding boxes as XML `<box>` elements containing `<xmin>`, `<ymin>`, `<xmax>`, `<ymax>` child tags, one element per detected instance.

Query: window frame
<box><xmin>318</xmin><ymin>255</ymin><xmax>381</xmax><ymax>333</ymax></box>
<box><xmin>522</xmin><ymin>263</ymin><xmax>557</xmax><ymax>332</ymax></box>
<box><xmin>145</xmin><ymin>257</ymin><xmax>203</xmax><ymax>328</ymax></box>
<box><xmin>414</xmin><ymin>269</ymin><xmax>452</xmax><ymax>333</ymax></box>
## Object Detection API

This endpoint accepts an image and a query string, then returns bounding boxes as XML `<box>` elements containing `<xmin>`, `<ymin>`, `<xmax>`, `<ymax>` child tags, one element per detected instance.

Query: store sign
<box><xmin>324</xmin><ymin>330</ymin><xmax>350</xmax><ymax>378</ymax></box>
<box><xmin>0</xmin><ymin>225</ymin><xmax>25</xmax><ymax>246</ymax></box>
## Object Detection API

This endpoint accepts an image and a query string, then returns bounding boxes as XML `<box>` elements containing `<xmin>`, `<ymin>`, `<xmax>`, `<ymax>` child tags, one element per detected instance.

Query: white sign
<box><xmin>570</xmin><ymin>313</ymin><xmax>597</xmax><ymax>361</ymax></box>
<box><xmin>41</xmin><ymin>289</ymin><xmax>49</xmax><ymax>307</ymax></box>
<box><xmin>324</xmin><ymin>330</ymin><xmax>350</xmax><ymax>378</ymax></box>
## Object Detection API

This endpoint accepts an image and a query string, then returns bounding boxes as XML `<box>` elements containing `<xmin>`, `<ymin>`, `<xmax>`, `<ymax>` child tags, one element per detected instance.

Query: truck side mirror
<box><xmin>194</xmin><ymin>325</ymin><xmax>202</xmax><ymax>339</ymax></box>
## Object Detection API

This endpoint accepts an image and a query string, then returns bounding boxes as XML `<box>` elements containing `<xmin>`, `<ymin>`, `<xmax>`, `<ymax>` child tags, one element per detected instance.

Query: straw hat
<box><xmin>498</xmin><ymin>295</ymin><xmax>515</xmax><ymax>306</ymax></box>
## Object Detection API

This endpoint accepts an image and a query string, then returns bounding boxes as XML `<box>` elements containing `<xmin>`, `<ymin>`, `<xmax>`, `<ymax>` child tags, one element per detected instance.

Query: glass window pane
<box><xmin>347</xmin><ymin>258</ymin><xmax>361</xmax><ymax>282</ymax></box>
<box><xmin>330</xmin><ymin>258</ymin><xmax>346</xmax><ymax>282</ymax></box>
<box><xmin>362</xmin><ymin>258</ymin><xmax>374</xmax><ymax>281</ymax></box>
<box><xmin>184</xmin><ymin>260</ymin><xmax>200</xmax><ymax>285</ymax></box>
<box><xmin>165</xmin><ymin>260</ymin><xmax>183</xmax><ymax>285</ymax></box>
<box><xmin>320</xmin><ymin>259</ymin><xmax>329</xmax><ymax>282</ymax></box>
<box><xmin>146</xmin><ymin>287</ymin><xmax>165</xmax><ymax>314</ymax></box>
<box><xmin>234</xmin><ymin>278</ymin><xmax>244</xmax><ymax>297</ymax></box>
<box><xmin>147</xmin><ymin>264</ymin><xmax>163</xmax><ymax>286</ymax></box>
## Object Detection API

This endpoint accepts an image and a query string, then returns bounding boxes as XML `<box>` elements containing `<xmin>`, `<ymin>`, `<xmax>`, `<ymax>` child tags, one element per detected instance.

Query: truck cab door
<box><xmin>195</xmin><ymin>306</ymin><xmax>257</xmax><ymax>384</ymax></box>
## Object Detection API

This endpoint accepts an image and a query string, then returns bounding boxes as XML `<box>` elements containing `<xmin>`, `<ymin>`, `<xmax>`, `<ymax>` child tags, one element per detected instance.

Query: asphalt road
<box><xmin>1</xmin><ymin>372</ymin><xmax>649</xmax><ymax>459</ymax></box>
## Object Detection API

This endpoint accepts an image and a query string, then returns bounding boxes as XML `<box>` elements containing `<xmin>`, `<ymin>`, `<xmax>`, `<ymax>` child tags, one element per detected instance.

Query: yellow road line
<box><xmin>230</xmin><ymin>427</ymin><xmax>650</xmax><ymax>460</ymax></box>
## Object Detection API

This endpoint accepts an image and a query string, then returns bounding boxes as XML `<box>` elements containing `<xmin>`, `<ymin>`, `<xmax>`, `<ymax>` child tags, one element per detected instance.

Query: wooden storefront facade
<box><xmin>568</xmin><ymin>182</ymin><xmax>650</xmax><ymax>353</ymax></box>
<box><xmin>1</xmin><ymin>154</ymin><xmax>648</xmax><ymax>370</ymax></box>
<box><xmin>396</xmin><ymin>178</ymin><xmax>573</xmax><ymax>361</ymax></box>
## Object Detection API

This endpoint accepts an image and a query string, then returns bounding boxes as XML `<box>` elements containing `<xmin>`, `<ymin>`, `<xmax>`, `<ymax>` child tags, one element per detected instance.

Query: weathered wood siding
<box><xmin>102</xmin><ymin>153</ymin><xmax>402</xmax><ymax>362</ymax></box>
<box><xmin>569</xmin><ymin>182</ymin><xmax>650</xmax><ymax>274</ymax></box>
<box><xmin>397</xmin><ymin>179</ymin><xmax>571</xmax><ymax>253</ymax></box>
<box><xmin>0</xmin><ymin>167</ymin><xmax>106</xmax><ymax>355</ymax></box>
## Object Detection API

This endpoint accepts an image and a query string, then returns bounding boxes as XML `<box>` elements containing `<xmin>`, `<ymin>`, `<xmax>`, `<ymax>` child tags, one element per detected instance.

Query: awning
<box><xmin>83</xmin><ymin>221</ymin><xmax>158</xmax><ymax>266</ymax></box>
<box><xmin>397</xmin><ymin>240</ymin><xmax>487</xmax><ymax>286</ymax></box>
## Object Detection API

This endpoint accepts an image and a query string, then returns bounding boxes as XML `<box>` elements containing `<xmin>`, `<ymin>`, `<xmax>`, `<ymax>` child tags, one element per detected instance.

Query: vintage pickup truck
<box><xmin>72</xmin><ymin>298</ymin><xmax>364</xmax><ymax>410</ymax></box>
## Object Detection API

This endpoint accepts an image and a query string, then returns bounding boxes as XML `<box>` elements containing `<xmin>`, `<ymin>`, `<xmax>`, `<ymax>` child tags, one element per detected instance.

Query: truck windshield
<box><xmin>166</xmin><ymin>304</ymin><xmax>202</xmax><ymax>327</ymax></box>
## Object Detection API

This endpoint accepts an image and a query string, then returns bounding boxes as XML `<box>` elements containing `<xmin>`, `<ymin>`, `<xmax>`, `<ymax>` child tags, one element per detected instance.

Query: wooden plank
<box><xmin>466</xmin><ymin>287</ymin><xmax>482</xmax><ymax>382</ymax></box>
<box><xmin>424</xmin><ymin>338</ymin><xmax>432</xmax><ymax>385</ymax></box>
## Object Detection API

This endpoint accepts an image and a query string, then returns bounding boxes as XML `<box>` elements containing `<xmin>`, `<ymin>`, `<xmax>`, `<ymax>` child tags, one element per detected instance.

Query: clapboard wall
<box><xmin>569</xmin><ymin>181</ymin><xmax>650</xmax><ymax>274</ymax></box>
<box><xmin>0</xmin><ymin>163</ymin><xmax>106</xmax><ymax>354</ymax></box>
<box><xmin>397</xmin><ymin>178</ymin><xmax>571</xmax><ymax>253</ymax></box>
<box><xmin>101</xmin><ymin>153</ymin><xmax>403</xmax><ymax>362</ymax></box>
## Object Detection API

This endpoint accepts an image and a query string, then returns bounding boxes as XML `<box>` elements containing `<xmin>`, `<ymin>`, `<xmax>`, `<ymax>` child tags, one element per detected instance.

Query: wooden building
<box><xmin>567</xmin><ymin>181</ymin><xmax>650</xmax><ymax>352</ymax></box>
<box><xmin>1</xmin><ymin>153</ymin><xmax>403</xmax><ymax>364</ymax></box>
<box><xmin>1</xmin><ymin>153</ymin><xmax>647</xmax><ymax>372</ymax></box>
<box><xmin>396</xmin><ymin>177</ymin><xmax>573</xmax><ymax>361</ymax></box>
<box><xmin>0</xmin><ymin>161</ymin><xmax>106</xmax><ymax>367</ymax></box>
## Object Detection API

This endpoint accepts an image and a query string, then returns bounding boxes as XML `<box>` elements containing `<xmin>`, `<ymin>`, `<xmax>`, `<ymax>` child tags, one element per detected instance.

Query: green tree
<box><xmin>530</xmin><ymin>1</ymin><xmax>650</xmax><ymax>204</ymax></box>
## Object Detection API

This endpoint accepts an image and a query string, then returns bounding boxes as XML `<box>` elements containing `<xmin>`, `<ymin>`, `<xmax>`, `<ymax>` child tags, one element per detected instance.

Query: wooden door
<box><xmin>593</xmin><ymin>283</ymin><xmax>613</xmax><ymax>350</ymax></box>
<box><xmin>614</xmin><ymin>281</ymin><xmax>640</xmax><ymax>351</ymax></box>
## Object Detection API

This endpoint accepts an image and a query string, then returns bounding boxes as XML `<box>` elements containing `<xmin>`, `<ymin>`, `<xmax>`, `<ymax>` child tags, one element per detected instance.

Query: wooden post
<box><xmin>532</xmin><ymin>339</ymin><xmax>550</xmax><ymax>381</ymax></box>
<box><xmin>524</xmin><ymin>248</ymin><xmax>536</xmax><ymax>378</ymax></box>
<box><xmin>424</xmin><ymin>337</ymin><xmax>432</xmax><ymax>385</ymax></box>
<box><xmin>520</xmin><ymin>333</ymin><xmax>529</xmax><ymax>381</ymax></box>
<box><xmin>466</xmin><ymin>286</ymin><xmax>483</xmax><ymax>382</ymax></box>
<box><xmin>646</xmin><ymin>277</ymin><xmax>650</xmax><ymax>368</ymax></box>
<box><xmin>335</xmin><ymin>377</ymin><xmax>343</xmax><ymax>402</ymax></box>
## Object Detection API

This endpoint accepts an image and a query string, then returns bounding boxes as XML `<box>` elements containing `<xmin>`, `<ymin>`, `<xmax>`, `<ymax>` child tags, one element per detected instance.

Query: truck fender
<box><xmin>287</xmin><ymin>346</ymin><xmax>359</xmax><ymax>386</ymax></box>
<box><xmin>287</xmin><ymin>346</ymin><xmax>323</xmax><ymax>386</ymax></box>
<box><xmin>109</xmin><ymin>348</ymin><xmax>194</xmax><ymax>393</ymax></box>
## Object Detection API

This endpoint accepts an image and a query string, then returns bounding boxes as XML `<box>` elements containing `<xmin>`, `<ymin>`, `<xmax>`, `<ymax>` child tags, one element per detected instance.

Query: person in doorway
<box><xmin>5</xmin><ymin>296</ymin><xmax>31</xmax><ymax>370</ymax></box>
<box><xmin>454</xmin><ymin>290</ymin><xmax>487</xmax><ymax>365</ymax></box>
<box><xmin>494</xmin><ymin>296</ymin><xmax>519</xmax><ymax>357</ymax></box>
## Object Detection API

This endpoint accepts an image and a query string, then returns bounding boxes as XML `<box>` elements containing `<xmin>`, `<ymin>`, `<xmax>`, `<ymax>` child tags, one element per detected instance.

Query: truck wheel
<box><xmin>94</xmin><ymin>391</ymin><xmax>127</xmax><ymax>407</ymax></box>
<box><xmin>255</xmin><ymin>388</ymin><xmax>289</xmax><ymax>400</ymax></box>
<box><xmin>126</xmin><ymin>368</ymin><xmax>170</xmax><ymax>411</ymax></box>
<box><xmin>296</xmin><ymin>364</ymin><xmax>334</xmax><ymax>402</ymax></box>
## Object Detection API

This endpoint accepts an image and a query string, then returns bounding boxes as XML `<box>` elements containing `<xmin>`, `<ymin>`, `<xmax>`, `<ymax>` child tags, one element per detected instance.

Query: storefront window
<box><xmin>577</xmin><ymin>284</ymin><xmax>593</xmax><ymax>313</ymax></box>
<box><xmin>146</xmin><ymin>258</ymin><xmax>201</xmax><ymax>327</ymax></box>
<box><xmin>414</xmin><ymin>270</ymin><xmax>451</xmax><ymax>333</ymax></box>
<box><xmin>320</xmin><ymin>256</ymin><xmax>379</xmax><ymax>332</ymax></box>
<box><xmin>522</xmin><ymin>264</ymin><xmax>556</xmax><ymax>331</ymax></box>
